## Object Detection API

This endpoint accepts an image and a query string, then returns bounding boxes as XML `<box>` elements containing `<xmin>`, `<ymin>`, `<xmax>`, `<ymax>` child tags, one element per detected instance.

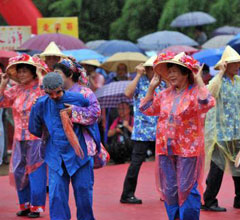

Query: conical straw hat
<box><xmin>40</xmin><ymin>41</ymin><xmax>66</xmax><ymax>59</ymax></box>
<box><xmin>143</xmin><ymin>55</ymin><xmax>157</xmax><ymax>67</ymax></box>
<box><xmin>80</xmin><ymin>59</ymin><xmax>101</xmax><ymax>67</ymax></box>
<box><xmin>214</xmin><ymin>46</ymin><xmax>240</xmax><ymax>70</ymax></box>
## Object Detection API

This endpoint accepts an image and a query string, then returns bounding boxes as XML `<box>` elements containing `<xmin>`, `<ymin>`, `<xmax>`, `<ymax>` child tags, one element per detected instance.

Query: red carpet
<box><xmin>0</xmin><ymin>161</ymin><xmax>239</xmax><ymax>220</ymax></box>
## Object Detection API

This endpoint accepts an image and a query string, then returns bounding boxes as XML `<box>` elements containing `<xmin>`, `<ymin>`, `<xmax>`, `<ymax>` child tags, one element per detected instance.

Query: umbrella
<box><xmin>95</xmin><ymin>81</ymin><xmax>132</xmax><ymax>108</ymax></box>
<box><xmin>212</xmin><ymin>26</ymin><xmax>240</xmax><ymax>37</ymax></box>
<box><xmin>159</xmin><ymin>45</ymin><xmax>198</xmax><ymax>55</ymax></box>
<box><xmin>0</xmin><ymin>50</ymin><xmax>18</xmax><ymax>58</ymax></box>
<box><xmin>86</xmin><ymin>40</ymin><xmax>107</xmax><ymax>50</ymax></box>
<box><xmin>170</xmin><ymin>11</ymin><xmax>216</xmax><ymax>27</ymax></box>
<box><xmin>62</xmin><ymin>49</ymin><xmax>106</xmax><ymax>62</ymax></box>
<box><xmin>228</xmin><ymin>33</ymin><xmax>240</xmax><ymax>53</ymax></box>
<box><xmin>202</xmin><ymin>35</ymin><xmax>234</xmax><ymax>49</ymax></box>
<box><xmin>137</xmin><ymin>31</ymin><xmax>198</xmax><ymax>51</ymax></box>
<box><xmin>101</xmin><ymin>52</ymin><xmax>148</xmax><ymax>73</ymax></box>
<box><xmin>20</xmin><ymin>33</ymin><xmax>86</xmax><ymax>51</ymax></box>
<box><xmin>193</xmin><ymin>48</ymin><xmax>224</xmax><ymax>67</ymax></box>
<box><xmin>95</xmin><ymin>40</ymin><xmax>143</xmax><ymax>56</ymax></box>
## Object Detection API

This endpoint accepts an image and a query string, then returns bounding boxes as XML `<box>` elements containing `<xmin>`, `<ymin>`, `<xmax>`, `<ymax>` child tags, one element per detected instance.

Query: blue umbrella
<box><xmin>86</xmin><ymin>40</ymin><xmax>107</xmax><ymax>50</ymax></box>
<box><xmin>137</xmin><ymin>31</ymin><xmax>198</xmax><ymax>51</ymax></box>
<box><xmin>228</xmin><ymin>33</ymin><xmax>240</xmax><ymax>53</ymax></box>
<box><xmin>95</xmin><ymin>81</ymin><xmax>132</xmax><ymax>108</ymax></box>
<box><xmin>62</xmin><ymin>49</ymin><xmax>106</xmax><ymax>62</ymax></box>
<box><xmin>95</xmin><ymin>40</ymin><xmax>143</xmax><ymax>56</ymax></box>
<box><xmin>212</xmin><ymin>26</ymin><xmax>240</xmax><ymax>37</ymax></box>
<box><xmin>193</xmin><ymin>48</ymin><xmax>224</xmax><ymax>67</ymax></box>
<box><xmin>171</xmin><ymin>11</ymin><xmax>216</xmax><ymax>27</ymax></box>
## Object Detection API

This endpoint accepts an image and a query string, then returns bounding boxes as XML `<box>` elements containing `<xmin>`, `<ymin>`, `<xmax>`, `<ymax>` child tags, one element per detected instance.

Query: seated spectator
<box><xmin>107</xmin><ymin>102</ymin><xmax>133</xmax><ymax>164</ymax></box>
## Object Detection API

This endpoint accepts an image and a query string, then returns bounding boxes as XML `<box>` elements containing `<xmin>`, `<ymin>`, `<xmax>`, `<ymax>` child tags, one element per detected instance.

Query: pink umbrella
<box><xmin>20</xmin><ymin>33</ymin><xmax>86</xmax><ymax>51</ymax></box>
<box><xmin>159</xmin><ymin>45</ymin><xmax>198</xmax><ymax>55</ymax></box>
<box><xmin>0</xmin><ymin>50</ymin><xmax>18</xmax><ymax>58</ymax></box>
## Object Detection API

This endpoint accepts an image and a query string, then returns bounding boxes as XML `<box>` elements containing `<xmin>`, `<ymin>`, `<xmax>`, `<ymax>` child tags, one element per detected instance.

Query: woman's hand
<box><xmin>135</xmin><ymin>63</ymin><xmax>146</xmax><ymax>76</ymax></box>
<box><xmin>218</xmin><ymin>61</ymin><xmax>227</xmax><ymax>73</ymax></box>
<box><xmin>150</xmin><ymin>73</ymin><xmax>161</xmax><ymax>89</ymax></box>
<box><xmin>194</xmin><ymin>64</ymin><xmax>205</xmax><ymax>87</ymax></box>
<box><xmin>0</xmin><ymin>73</ymin><xmax>9</xmax><ymax>87</ymax></box>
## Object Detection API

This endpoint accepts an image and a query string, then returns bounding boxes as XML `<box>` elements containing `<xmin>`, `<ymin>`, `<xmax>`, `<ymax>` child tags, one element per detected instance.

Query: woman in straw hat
<box><xmin>40</xmin><ymin>41</ymin><xmax>66</xmax><ymax>71</ymax></box>
<box><xmin>140</xmin><ymin>52</ymin><xmax>215</xmax><ymax>220</ymax></box>
<box><xmin>0</xmin><ymin>54</ymin><xmax>49</xmax><ymax>218</ymax></box>
<box><xmin>202</xmin><ymin>46</ymin><xmax>240</xmax><ymax>211</ymax></box>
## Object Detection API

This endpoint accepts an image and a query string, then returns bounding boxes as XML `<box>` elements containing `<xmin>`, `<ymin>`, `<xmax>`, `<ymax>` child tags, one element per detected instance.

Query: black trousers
<box><xmin>121</xmin><ymin>141</ymin><xmax>155</xmax><ymax>199</ymax></box>
<box><xmin>203</xmin><ymin>160</ymin><xmax>240</xmax><ymax>207</ymax></box>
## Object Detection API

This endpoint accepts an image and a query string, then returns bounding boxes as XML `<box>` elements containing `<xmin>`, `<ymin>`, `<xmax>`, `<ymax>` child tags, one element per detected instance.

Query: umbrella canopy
<box><xmin>62</xmin><ymin>49</ymin><xmax>106</xmax><ymax>62</ymax></box>
<box><xmin>86</xmin><ymin>40</ymin><xmax>107</xmax><ymax>50</ymax></box>
<box><xmin>171</xmin><ymin>11</ymin><xmax>216</xmax><ymax>27</ymax></box>
<box><xmin>95</xmin><ymin>40</ymin><xmax>143</xmax><ymax>56</ymax></box>
<box><xmin>20</xmin><ymin>33</ymin><xmax>86</xmax><ymax>51</ymax></box>
<box><xmin>95</xmin><ymin>81</ymin><xmax>132</xmax><ymax>108</ymax></box>
<box><xmin>193</xmin><ymin>48</ymin><xmax>224</xmax><ymax>67</ymax></box>
<box><xmin>101</xmin><ymin>52</ymin><xmax>148</xmax><ymax>73</ymax></box>
<box><xmin>0</xmin><ymin>50</ymin><xmax>18</xmax><ymax>58</ymax></box>
<box><xmin>159</xmin><ymin>45</ymin><xmax>198</xmax><ymax>55</ymax></box>
<box><xmin>137</xmin><ymin>31</ymin><xmax>198</xmax><ymax>51</ymax></box>
<box><xmin>212</xmin><ymin>26</ymin><xmax>240</xmax><ymax>36</ymax></box>
<box><xmin>228</xmin><ymin>33</ymin><xmax>240</xmax><ymax>53</ymax></box>
<box><xmin>202</xmin><ymin>35</ymin><xmax>234</xmax><ymax>49</ymax></box>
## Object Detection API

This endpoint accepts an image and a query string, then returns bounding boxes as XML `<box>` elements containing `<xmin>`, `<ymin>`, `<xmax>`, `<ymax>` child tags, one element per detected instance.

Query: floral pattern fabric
<box><xmin>140</xmin><ymin>85</ymin><xmax>215</xmax><ymax>157</ymax></box>
<box><xmin>0</xmin><ymin>79</ymin><xmax>43</xmax><ymax>141</ymax></box>
<box><xmin>216</xmin><ymin>76</ymin><xmax>240</xmax><ymax>141</ymax></box>
<box><xmin>131</xmin><ymin>75</ymin><xmax>165</xmax><ymax>141</ymax></box>
<box><xmin>69</xmin><ymin>83</ymin><xmax>101</xmax><ymax>156</ymax></box>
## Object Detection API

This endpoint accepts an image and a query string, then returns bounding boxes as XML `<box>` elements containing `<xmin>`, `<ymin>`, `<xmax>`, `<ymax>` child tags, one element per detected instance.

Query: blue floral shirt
<box><xmin>216</xmin><ymin>75</ymin><xmax>240</xmax><ymax>141</ymax></box>
<box><xmin>131</xmin><ymin>75</ymin><xmax>165</xmax><ymax>141</ymax></box>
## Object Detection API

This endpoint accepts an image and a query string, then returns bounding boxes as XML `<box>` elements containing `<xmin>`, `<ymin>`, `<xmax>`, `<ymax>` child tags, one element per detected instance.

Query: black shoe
<box><xmin>16</xmin><ymin>209</ymin><xmax>30</xmax><ymax>216</ymax></box>
<box><xmin>234</xmin><ymin>197</ymin><xmax>240</xmax><ymax>208</ymax></box>
<box><xmin>201</xmin><ymin>204</ymin><xmax>227</xmax><ymax>212</ymax></box>
<box><xmin>28</xmin><ymin>212</ymin><xmax>40</xmax><ymax>218</ymax></box>
<box><xmin>120</xmin><ymin>196</ymin><xmax>142</xmax><ymax>204</ymax></box>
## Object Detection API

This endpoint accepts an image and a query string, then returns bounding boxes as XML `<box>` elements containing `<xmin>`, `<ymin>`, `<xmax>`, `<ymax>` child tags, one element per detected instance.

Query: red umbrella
<box><xmin>20</xmin><ymin>33</ymin><xmax>86</xmax><ymax>51</ymax></box>
<box><xmin>0</xmin><ymin>50</ymin><xmax>18</xmax><ymax>58</ymax></box>
<box><xmin>159</xmin><ymin>45</ymin><xmax>198</xmax><ymax>55</ymax></box>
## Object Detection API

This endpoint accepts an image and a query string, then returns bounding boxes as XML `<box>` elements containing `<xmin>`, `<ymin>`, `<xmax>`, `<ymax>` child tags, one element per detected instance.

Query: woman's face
<box><xmin>17</xmin><ymin>67</ymin><xmax>34</xmax><ymax>85</ymax></box>
<box><xmin>54</xmin><ymin>68</ymin><xmax>72</xmax><ymax>90</ymax></box>
<box><xmin>226</xmin><ymin>63</ymin><xmax>240</xmax><ymax>77</ymax></box>
<box><xmin>117</xmin><ymin>103</ymin><xmax>130</xmax><ymax>119</ymax></box>
<box><xmin>45</xmin><ymin>56</ymin><xmax>60</xmax><ymax>71</ymax></box>
<box><xmin>167</xmin><ymin>65</ymin><xmax>188</xmax><ymax>88</ymax></box>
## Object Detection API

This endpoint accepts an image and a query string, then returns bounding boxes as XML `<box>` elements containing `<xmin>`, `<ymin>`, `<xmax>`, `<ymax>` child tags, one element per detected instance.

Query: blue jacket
<box><xmin>29</xmin><ymin>91</ymin><xmax>100</xmax><ymax>176</ymax></box>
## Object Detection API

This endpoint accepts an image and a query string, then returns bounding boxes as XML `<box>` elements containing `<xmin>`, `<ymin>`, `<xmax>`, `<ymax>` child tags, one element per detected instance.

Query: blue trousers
<box><xmin>48</xmin><ymin>158</ymin><xmax>95</xmax><ymax>220</ymax></box>
<box><xmin>164</xmin><ymin>183</ymin><xmax>201</xmax><ymax>220</ymax></box>
<box><xmin>17</xmin><ymin>163</ymin><xmax>47</xmax><ymax>211</ymax></box>
<box><xmin>159</xmin><ymin>155</ymin><xmax>201</xmax><ymax>220</ymax></box>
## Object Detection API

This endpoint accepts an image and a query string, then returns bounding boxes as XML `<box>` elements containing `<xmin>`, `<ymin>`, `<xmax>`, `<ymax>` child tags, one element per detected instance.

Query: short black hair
<box><xmin>16</xmin><ymin>63</ymin><xmax>37</xmax><ymax>78</ymax></box>
<box><xmin>167</xmin><ymin>63</ymin><xmax>194</xmax><ymax>84</ymax></box>
<box><xmin>53</xmin><ymin>63</ymin><xmax>79</xmax><ymax>82</ymax></box>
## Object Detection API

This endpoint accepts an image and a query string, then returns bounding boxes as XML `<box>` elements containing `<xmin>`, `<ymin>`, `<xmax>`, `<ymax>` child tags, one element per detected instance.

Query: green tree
<box><xmin>33</xmin><ymin>0</ymin><xmax>124</xmax><ymax>42</ymax></box>
<box><xmin>110</xmin><ymin>0</ymin><xmax>166</xmax><ymax>41</ymax></box>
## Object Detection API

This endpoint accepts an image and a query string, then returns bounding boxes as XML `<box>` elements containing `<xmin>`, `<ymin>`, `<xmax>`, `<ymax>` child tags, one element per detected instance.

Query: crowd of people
<box><xmin>0</xmin><ymin>40</ymin><xmax>240</xmax><ymax>220</ymax></box>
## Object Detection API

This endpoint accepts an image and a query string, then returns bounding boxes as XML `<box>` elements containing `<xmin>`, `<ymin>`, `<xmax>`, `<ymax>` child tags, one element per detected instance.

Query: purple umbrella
<box><xmin>95</xmin><ymin>81</ymin><xmax>132</xmax><ymax>108</ymax></box>
<box><xmin>20</xmin><ymin>33</ymin><xmax>86</xmax><ymax>51</ymax></box>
